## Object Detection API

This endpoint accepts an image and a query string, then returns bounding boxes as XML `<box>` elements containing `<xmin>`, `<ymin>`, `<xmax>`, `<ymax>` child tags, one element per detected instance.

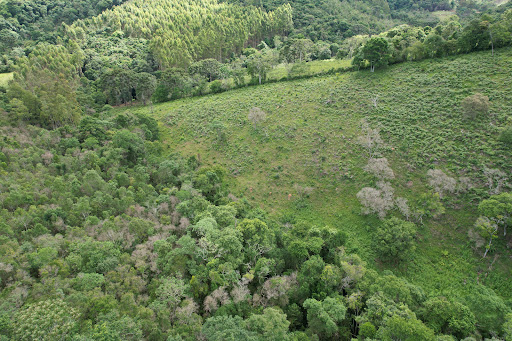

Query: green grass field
<box><xmin>431</xmin><ymin>10</ymin><xmax>456</xmax><ymax>20</ymax></box>
<box><xmin>115</xmin><ymin>48</ymin><xmax>512</xmax><ymax>300</ymax></box>
<box><xmin>0</xmin><ymin>73</ymin><xmax>13</xmax><ymax>87</ymax></box>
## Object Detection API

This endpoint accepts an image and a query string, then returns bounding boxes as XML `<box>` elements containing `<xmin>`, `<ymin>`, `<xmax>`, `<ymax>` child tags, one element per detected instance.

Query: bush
<box><xmin>461</xmin><ymin>93</ymin><xmax>489</xmax><ymax>119</ymax></box>
<box><xmin>499</xmin><ymin>126</ymin><xmax>512</xmax><ymax>145</ymax></box>
<box><xmin>210</xmin><ymin>80</ymin><xmax>223</xmax><ymax>94</ymax></box>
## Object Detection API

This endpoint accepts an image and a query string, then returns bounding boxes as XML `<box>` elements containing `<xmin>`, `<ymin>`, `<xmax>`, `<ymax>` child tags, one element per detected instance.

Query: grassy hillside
<box><xmin>118</xmin><ymin>47</ymin><xmax>512</xmax><ymax>299</ymax></box>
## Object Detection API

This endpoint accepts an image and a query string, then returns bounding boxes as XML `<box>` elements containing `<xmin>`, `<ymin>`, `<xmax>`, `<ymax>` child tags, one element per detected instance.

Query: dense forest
<box><xmin>1</xmin><ymin>0</ymin><xmax>512</xmax><ymax>339</ymax></box>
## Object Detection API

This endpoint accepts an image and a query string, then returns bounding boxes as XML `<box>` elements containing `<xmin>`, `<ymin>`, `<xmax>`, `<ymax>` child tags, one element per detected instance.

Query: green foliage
<box><xmin>303</xmin><ymin>297</ymin><xmax>347</xmax><ymax>338</ymax></box>
<box><xmin>461</xmin><ymin>93</ymin><xmax>490</xmax><ymax>119</ymax></box>
<box><xmin>76</xmin><ymin>0</ymin><xmax>292</xmax><ymax>69</ymax></box>
<box><xmin>359</xmin><ymin>321</ymin><xmax>377</xmax><ymax>338</ymax></box>
<box><xmin>1</xmin><ymin>4</ymin><xmax>512</xmax><ymax>338</ymax></box>
<box><xmin>420</xmin><ymin>297</ymin><xmax>476</xmax><ymax>338</ymax></box>
<box><xmin>202</xmin><ymin>316</ymin><xmax>257</xmax><ymax>341</ymax></box>
<box><xmin>13</xmin><ymin>299</ymin><xmax>79</xmax><ymax>341</ymax></box>
<box><xmin>353</xmin><ymin>37</ymin><xmax>391</xmax><ymax>71</ymax></box>
<box><xmin>245</xmin><ymin>307</ymin><xmax>290</xmax><ymax>340</ymax></box>
<box><xmin>464</xmin><ymin>285</ymin><xmax>511</xmax><ymax>337</ymax></box>
<box><xmin>374</xmin><ymin>217</ymin><xmax>417</xmax><ymax>263</ymax></box>
<box><xmin>504</xmin><ymin>313</ymin><xmax>512</xmax><ymax>341</ymax></box>
<box><xmin>7</xmin><ymin>44</ymin><xmax>83</xmax><ymax>128</ymax></box>
<box><xmin>112</xmin><ymin>129</ymin><xmax>146</xmax><ymax>164</ymax></box>
<box><xmin>376</xmin><ymin>315</ymin><xmax>436</xmax><ymax>341</ymax></box>
<box><xmin>67</xmin><ymin>240</ymin><xmax>121</xmax><ymax>274</ymax></box>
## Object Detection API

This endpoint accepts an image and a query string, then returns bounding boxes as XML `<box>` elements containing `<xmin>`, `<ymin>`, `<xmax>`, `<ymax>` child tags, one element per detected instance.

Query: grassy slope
<box><xmin>117</xmin><ymin>48</ymin><xmax>512</xmax><ymax>300</ymax></box>
<box><xmin>0</xmin><ymin>73</ymin><xmax>13</xmax><ymax>87</ymax></box>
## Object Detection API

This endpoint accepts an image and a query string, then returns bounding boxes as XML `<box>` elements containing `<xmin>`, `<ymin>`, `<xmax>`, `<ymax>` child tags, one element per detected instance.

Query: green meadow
<box><xmin>115</xmin><ymin>47</ymin><xmax>512</xmax><ymax>300</ymax></box>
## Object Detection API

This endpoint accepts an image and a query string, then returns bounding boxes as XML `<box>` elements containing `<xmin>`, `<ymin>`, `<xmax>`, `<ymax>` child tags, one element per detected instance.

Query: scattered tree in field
<box><xmin>395</xmin><ymin>197</ymin><xmax>411</xmax><ymax>220</ymax></box>
<box><xmin>427</xmin><ymin>169</ymin><xmax>456</xmax><ymax>198</ymax></box>
<box><xmin>412</xmin><ymin>192</ymin><xmax>445</xmax><ymax>224</ymax></box>
<box><xmin>294</xmin><ymin>184</ymin><xmax>314</xmax><ymax>199</ymax></box>
<box><xmin>211</xmin><ymin>120</ymin><xmax>227</xmax><ymax>144</ymax></box>
<box><xmin>499</xmin><ymin>125</ymin><xmax>512</xmax><ymax>145</ymax></box>
<box><xmin>357</xmin><ymin>181</ymin><xmax>395</xmax><ymax>219</ymax></box>
<box><xmin>483</xmin><ymin>168</ymin><xmax>508</xmax><ymax>195</ymax></box>
<box><xmin>246</xmin><ymin>50</ymin><xmax>276</xmax><ymax>85</ymax></box>
<box><xmin>370</xmin><ymin>94</ymin><xmax>379</xmax><ymax>108</ymax></box>
<box><xmin>474</xmin><ymin>216</ymin><xmax>498</xmax><ymax>258</ymax></box>
<box><xmin>461</xmin><ymin>93</ymin><xmax>490</xmax><ymax>119</ymax></box>
<box><xmin>375</xmin><ymin>217</ymin><xmax>417</xmax><ymax>263</ymax></box>
<box><xmin>474</xmin><ymin>193</ymin><xmax>512</xmax><ymax>257</ymax></box>
<box><xmin>289</xmin><ymin>38</ymin><xmax>314</xmax><ymax>62</ymax></box>
<box><xmin>357</xmin><ymin>119</ymin><xmax>383</xmax><ymax>158</ymax></box>
<box><xmin>478</xmin><ymin>192</ymin><xmax>512</xmax><ymax>236</ymax></box>
<box><xmin>248</xmin><ymin>107</ymin><xmax>267</xmax><ymax>128</ymax></box>
<box><xmin>364</xmin><ymin>157</ymin><xmax>395</xmax><ymax>180</ymax></box>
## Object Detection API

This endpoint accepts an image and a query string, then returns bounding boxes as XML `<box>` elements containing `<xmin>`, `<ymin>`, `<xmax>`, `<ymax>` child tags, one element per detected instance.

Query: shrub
<box><xmin>248</xmin><ymin>107</ymin><xmax>266</xmax><ymax>128</ymax></box>
<box><xmin>210</xmin><ymin>80</ymin><xmax>223</xmax><ymax>94</ymax></box>
<box><xmin>461</xmin><ymin>93</ymin><xmax>489</xmax><ymax>119</ymax></box>
<box><xmin>499</xmin><ymin>126</ymin><xmax>512</xmax><ymax>145</ymax></box>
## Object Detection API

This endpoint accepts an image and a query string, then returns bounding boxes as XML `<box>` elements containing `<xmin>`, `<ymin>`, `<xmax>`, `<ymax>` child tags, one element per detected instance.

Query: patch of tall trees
<box><xmin>71</xmin><ymin>0</ymin><xmax>292</xmax><ymax>69</ymax></box>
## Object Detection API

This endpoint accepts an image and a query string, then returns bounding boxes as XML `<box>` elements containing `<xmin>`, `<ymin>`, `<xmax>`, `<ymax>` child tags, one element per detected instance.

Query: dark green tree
<box><xmin>353</xmin><ymin>37</ymin><xmax>391</xmax><ymax>72</ymax></box>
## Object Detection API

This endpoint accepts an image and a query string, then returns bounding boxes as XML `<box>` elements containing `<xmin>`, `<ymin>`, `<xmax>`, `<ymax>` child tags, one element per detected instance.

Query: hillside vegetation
<box><xmin>121</xmin><ymin>47</ymin><xmax>512</xmax><ymax>298</ymax></box>
<box><xmin>2</xmin><ymin>0</ymin><xmax>512</xmax><ymax>339</ymax></box>
<box><xmin>1</xmin><ymin>48</ymin><xmax>512</xmax><ymax>341</ymax></box>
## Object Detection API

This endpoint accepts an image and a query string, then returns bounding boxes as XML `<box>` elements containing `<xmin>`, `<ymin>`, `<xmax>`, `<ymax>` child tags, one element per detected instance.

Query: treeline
<box><xmin>349</xmin><ymin>9</ymin><xmax>512</xmax><ymax>70</ymax></box>
<box><xmin>0</xmin><ymin>109</ymin><xmax>511</xmax><ymax>340</ymax></box>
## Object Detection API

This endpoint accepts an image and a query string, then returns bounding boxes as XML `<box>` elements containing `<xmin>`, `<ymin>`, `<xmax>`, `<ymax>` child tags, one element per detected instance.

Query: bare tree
<box><xmin>248</xmin><ymin>107</ymin><xmax>266</xmax><ymax>128</ymax></box>
<box><xmin>483</xmin><ymin>168</ymin><xmax>508</xmax><ymax>195</ymax></box>
<box><xmin>357</xmin><ymin>119</ymin><xmax>383</xmax><ymax>158</ymax></box>
<box><xmin>231</xmin><ymin>278</ymin><xmax>252</xmax><ymax>304</ymax></box>
<box><xmin>294</xmin><ymin>184</ymin><xmax>314</xmax><ymax>199</ymax></box>
<box><xmin>427</xmin><ymin>169</ymin><xmax>456</xmax><ymax>198</ymax></box>
<box><xmin>356</xmin><ymin>181</ymin><xmax>395</xmax><ymax>219</ymax></box>
<box><xmin>364</xmin><ymin>157</ymin><xmax>394</xmax><ymax>180</ymax></box>
<box><xmin>457</xmin><ymin>177</ymin><xmax>473</xmax><ymax>194</ymax></box>
<box><xmin>395</xmin><ymin>197</ymin><xmax>411</xmax><ymax>220</ymax></box>
<box><xmin>259</xmin><ymin>273</ymin><xmax>297</xmax><ymax>307</ymax></box>
<box><xmin>370</xmin><ymin>95</ymin><xmax>379</xmax><ymax>108</ymax></box>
